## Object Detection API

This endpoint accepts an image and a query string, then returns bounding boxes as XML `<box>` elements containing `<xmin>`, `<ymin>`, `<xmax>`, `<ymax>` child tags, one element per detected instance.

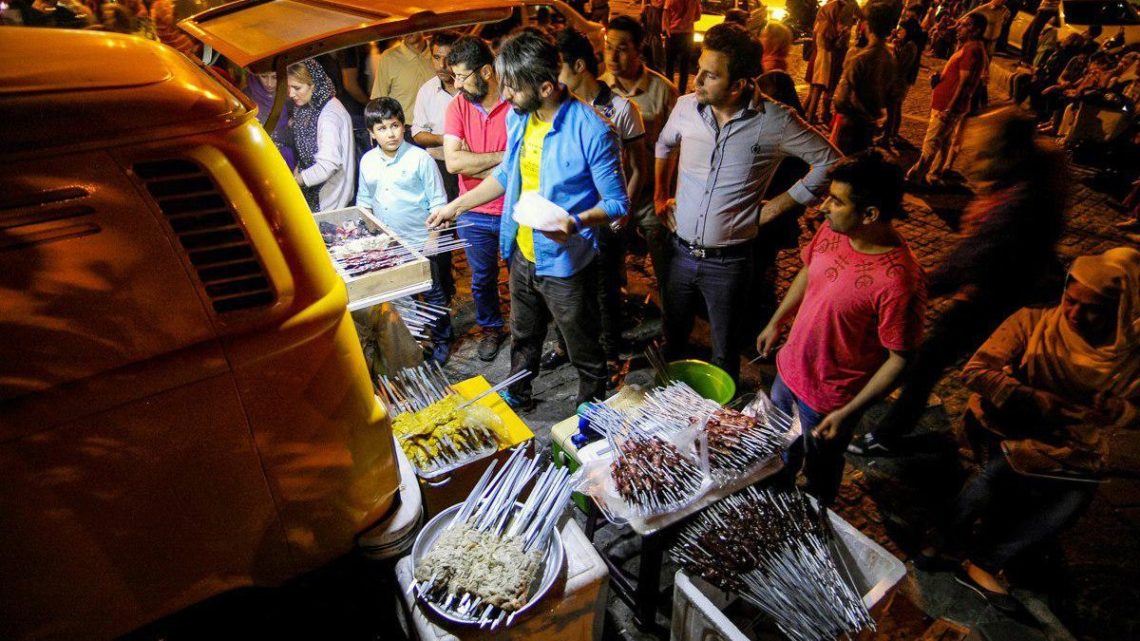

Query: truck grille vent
<box><xmin>133</xmin><ymin>159</ymin><xmax>275</xmax><ymax>314</ymax></box>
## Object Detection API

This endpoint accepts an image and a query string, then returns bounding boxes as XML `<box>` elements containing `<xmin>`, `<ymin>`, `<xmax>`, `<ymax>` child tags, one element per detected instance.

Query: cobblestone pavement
<box><xmin>437</xmin><ymin>46</ymin><xmax>1140</xmax><ymax>641</ymax></box>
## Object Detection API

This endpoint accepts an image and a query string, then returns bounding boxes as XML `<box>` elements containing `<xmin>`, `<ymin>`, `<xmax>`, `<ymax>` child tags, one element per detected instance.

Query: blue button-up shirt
<box><xmin>356</xmin><ymin>141</ymin><xmax>447</xmax><ymax>246</ymax></box>
<box><xmin>655</xmin><ymin>92</ymin><xmax>841</xmax><ymax>248</ymax></box>
<box><xmin>493</xmin><ymin>93</ymin><xmax>630</xmax><ymax>277</ymax></box>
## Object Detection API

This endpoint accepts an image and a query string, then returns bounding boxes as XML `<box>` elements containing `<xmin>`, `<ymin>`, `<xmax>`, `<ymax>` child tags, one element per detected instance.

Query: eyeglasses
<box><xmin>453</xmin><ymin>68</ymin><xmax>479</xmax><ymax>84</ymax></box>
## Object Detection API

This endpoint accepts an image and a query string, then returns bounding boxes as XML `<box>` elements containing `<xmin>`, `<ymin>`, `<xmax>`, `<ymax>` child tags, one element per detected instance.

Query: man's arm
<box><xmin>544</xmin><ymin>126</ymin><xmax>631</xmax><ymax>242</ymax></box>
<box><xmin>624</xmin><ymin>137</ymin><xmax>648</xmax><ymax>200</ymax></box>
<box><xmin>425</xmin><ymin>174</ymin><xmax>506</xmax><ymax>227</ymax></box>
<box><xmin>756</xmin><ymin>265</ymin><xmax>808</xmax><ymax>357</ymax></box>
<box><xmin>342</xmin><ymin>66</ymin><xmax>371</xmax><ymax>107</ymax></box>
<box><xmin>370</xmin><ymin>54</ymin><xmax>391</xmax><ymax>100</ymax></box>
<box><xmin>414</xmin><ymin>132</ymin><xmax>446</xmax><ymax>148</ymax></box>
<box><xmin>443</xmin><ymin>136</ymin><xmax>504</xmax><ymax>177</ymax></box>
<box><xmin>813</xmin><ymin>350</ymin><xmax>909</xmax><ymax>440</ymax></box>
<box><xmin>653</xmin><ymin>104</ymin><xmax>683</xmax><ymax>224</ymax></box>
<box><xmin>761</xmin><ymin>109</ymin><xmax>842</xmax><ymax>225</ymax></box>
<box><xmin>947</xmin><ymin>46</ymin><xmax>983</xmax><ymax>113</ymax></box>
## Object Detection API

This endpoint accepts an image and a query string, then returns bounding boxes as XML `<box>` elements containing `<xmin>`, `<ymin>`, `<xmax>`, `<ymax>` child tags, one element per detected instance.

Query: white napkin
<box><xmin>512</xmin><ymin>192</ymin><xmax>571</xmax><ymax>232</ymax></box>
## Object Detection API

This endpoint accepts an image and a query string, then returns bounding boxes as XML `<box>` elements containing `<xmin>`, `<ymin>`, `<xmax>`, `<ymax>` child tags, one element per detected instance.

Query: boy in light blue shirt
<box><xmin>357</xmin><ymin>97</ymin><xmax>454</xmax><ymax>364</ymax></box>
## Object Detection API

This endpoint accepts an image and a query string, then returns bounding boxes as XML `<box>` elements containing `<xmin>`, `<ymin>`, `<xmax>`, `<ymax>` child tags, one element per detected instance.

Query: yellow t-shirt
<box><xmin>517</xmin><ymin>113</ymin><xmax>552</xmax><ymax>263</ymax></box>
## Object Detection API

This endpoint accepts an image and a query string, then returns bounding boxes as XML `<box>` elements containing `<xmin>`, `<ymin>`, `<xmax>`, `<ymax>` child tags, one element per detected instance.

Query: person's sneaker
<box><xmin>499</xmin><ymin>390</ymin><xmax>535</xmax><ymax>412</ymax></box>
<box><xmin>540</xmin><ymin>348</ymin><xmax>568</xmax><ymax>370</ymax></box>
<box><xmin>477</xmin><ymin>328</ymin><xmax>507</xmax><ymax>362</ymax></box>
<box><xmin>430</xmin><ymin>342</ymin><xmax>450</xmax><ymax>366</ymax></box>
<box><xmin>847</xmin><ymin>432</ymin><xmax>900</xmax><ymax>457</ymax></box>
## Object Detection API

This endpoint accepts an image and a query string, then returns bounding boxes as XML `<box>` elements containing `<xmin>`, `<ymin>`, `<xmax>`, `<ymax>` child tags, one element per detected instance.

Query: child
<box><xmin>357</xmin><ymin>97</ymin><xmax>454</xmax><ymax>364</ymax></box>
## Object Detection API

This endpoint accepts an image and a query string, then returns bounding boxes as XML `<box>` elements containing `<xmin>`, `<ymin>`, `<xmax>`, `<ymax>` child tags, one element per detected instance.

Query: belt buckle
<box><xmin>692</xmin><ymin>247</ymin><xmax>706</xmax><ymax>259</ymax></box>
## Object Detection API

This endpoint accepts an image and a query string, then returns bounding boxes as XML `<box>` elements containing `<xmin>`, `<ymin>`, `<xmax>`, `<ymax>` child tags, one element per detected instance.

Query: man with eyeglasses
<box><xmin>442</xmin><ymin>36</ymin><xmax>512</xmax><ymax>361</ymax></box>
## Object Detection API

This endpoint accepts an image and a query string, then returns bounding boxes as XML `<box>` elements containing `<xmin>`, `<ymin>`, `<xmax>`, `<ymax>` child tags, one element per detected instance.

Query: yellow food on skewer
<box><xmin>392</xmin><ymin>395</ymin><xmax>504</xmax><ymax>471</ymax></box>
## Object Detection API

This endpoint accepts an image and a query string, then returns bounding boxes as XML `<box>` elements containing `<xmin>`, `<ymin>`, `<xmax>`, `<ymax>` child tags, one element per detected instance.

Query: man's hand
<box><xmin>759</xmin><ymin>192</ymin><xmax>797</xmax><ymax>226</ymax></box>
<box><xmin>755</xmin><ymin>322</ymin><xmax>783</xmax><ymax>359</ymax></box>
<box><xmin>538</xmin><ymin>216</ymin><xmax>577</xmax><ymax>244</ymax></box>
<box><xmin>655</xmin><ymin>197</ymin><xmax>677</xmax><ymax>232</ymax></box>
<box><xmin>293</xmin><ymin>165</ymin><xmax>304</xmax><ymax>186</ymax></box>
<box><xmin>812</xmin><ymin>408</ymin><xmax>852</xmax><ymax>441</ymax></box>
<box><xmin>427</xmin><ymin>202</ymin><xmax>462</xmax><ymax>228</ymax></box>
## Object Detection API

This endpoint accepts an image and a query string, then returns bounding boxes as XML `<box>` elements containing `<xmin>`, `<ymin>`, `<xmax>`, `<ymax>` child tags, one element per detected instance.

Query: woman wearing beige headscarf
<box><xmin>949</xmin><ymin>247</ymin><xmax>1140</xmax><ymax>614</ymax></box>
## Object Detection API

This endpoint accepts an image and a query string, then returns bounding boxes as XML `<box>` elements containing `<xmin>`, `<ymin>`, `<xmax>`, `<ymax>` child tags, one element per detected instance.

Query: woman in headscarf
<box><xmin>245</xmin><ymin>71</ymin><xmax>296</xmax><ymax>171</ymax></box>
<box><xmin>286</xmin><ymin>59</ymin><xmax>355</xmax><ymax>212</ymax></box>
<box><xmin>150</xmin><ymin>0</ymin><xmax>198</xmax><ymax>58</ymax></box>
<box><xmin>951</xmin><ymin>247</ymin><xmax>1140</xmax><ymax>613</ymax></box>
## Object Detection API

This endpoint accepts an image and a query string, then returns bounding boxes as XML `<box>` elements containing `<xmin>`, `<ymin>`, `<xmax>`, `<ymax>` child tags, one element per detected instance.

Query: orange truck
<box><xmin>0</xmin><ymin>2</ymin><xmax>515</xmax><ymax>639</ymax></box>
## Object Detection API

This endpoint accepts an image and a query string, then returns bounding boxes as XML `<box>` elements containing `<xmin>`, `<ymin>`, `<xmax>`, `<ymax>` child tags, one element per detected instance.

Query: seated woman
<box><xmin>952</xmin><ymin>247</ymin><xmax>1140</xmax><ymax>613</ymax></box>
<box><xmin>287</xmin><ymin>59</ymin><xmax>355</xmax><ymax>212</ymax></box>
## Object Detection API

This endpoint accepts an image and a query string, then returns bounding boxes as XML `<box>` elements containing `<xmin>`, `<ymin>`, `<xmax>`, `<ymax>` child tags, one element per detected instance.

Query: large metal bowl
<box><xmin>410</xmin><ymin>501</ymin><xmax>566</xmax><ymax>627</ymax></box>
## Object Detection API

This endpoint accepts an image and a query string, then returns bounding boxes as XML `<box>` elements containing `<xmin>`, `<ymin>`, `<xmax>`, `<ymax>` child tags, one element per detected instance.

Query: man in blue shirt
<box><xmin>428</xmin><ymin>31</ymin><xmax>630</xmax><ymax>409</ymax></box>
<box><xmin>358</xmin><ymin>97</ymin><xmax>453</xmax><ymax>363</ymax></box>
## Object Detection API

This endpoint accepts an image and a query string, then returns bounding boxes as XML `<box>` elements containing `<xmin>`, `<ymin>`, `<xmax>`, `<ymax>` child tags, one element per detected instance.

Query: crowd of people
<box><xmin>9</xmin><ymin>0</ymin><xmax>1140</xmax><ymax>619</ymax></box>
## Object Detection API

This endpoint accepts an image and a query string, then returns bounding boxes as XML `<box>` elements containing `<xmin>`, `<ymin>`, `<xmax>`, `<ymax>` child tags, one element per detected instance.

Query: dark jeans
<box><xmin>1021</xmin><ymin>9</ymin><xmax>1059</xmax><ymax>64</ymax></box>
<box><xmin>425</xmin><ymin>254</ymin><xmax>455</xmax><ymax>346</ymax></box>
<box><xmin>457</xmin><ymin>212</ymin><xmax>504</xmax><ymax>330</ymax></box>
<box><xmin>951</xmin><ymin>455</ymin><xmax>1094</xmax><ymax>573</ymax></box>
<box><xmin>665</xmin><ymin>32</ymin><xmax>694</xmax><ymax>94</ymax></box>
<box><xmin>554</xmin><ymin>223</ymin><xmax>624</xmax><ymax>358</ymax></box>
<box><xmin>663</xmin><ymin>237</ymin><xmax>756</xmax><ymax>380</ymax></box>
<box><xmin>771</xmin><ymin>374</ymin><xmax>863</xmax><ymax>506</ymax></box>
<box><xmin>873</xmin><ymin>297</ymin><xmax>1014</xmax><ymax>440</ymax></box>
<box><xmin>508</xmin><ymin>251</ymin><xmax>608</xmax><ymax>406</ymax></box>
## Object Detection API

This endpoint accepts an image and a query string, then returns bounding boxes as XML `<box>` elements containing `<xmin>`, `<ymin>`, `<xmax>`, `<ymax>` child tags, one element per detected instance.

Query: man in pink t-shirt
<box><xmin>442</xmin><ymin>36</ymin><xmax>511</xmax><ymax>360</ymax></box>
<box><xmin>757</xmin><ymin>151</ymin><xmax>926</xmax><ymax>505</ymax></box>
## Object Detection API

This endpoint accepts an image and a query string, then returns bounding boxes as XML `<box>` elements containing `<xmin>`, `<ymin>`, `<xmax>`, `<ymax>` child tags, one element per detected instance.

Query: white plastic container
<box><xmin>670</xmin><ymin>509</ymin><xmax>906</xmax><ymax>641</ymax></box>
<box><xmin>395</xmin><ymin>518</ymin><xmax>610</xmax><ymax>641</ymax></box>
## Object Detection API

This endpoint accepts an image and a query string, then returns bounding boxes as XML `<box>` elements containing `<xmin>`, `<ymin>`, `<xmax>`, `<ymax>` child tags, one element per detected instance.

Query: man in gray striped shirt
<box><xmin>654</xmin><ymin>23</ymin><xmax>841</xmax><ymax>379</ymax></box>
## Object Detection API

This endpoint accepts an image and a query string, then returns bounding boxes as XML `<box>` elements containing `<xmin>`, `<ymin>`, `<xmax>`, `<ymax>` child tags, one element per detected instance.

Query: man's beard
<box><xmin>511</xmin><ymin>91</ymin><xmax>543</xmax><ymax>115</ymax></box>
<box><xmin>460</xmin><ymin>74</ymin><xmax>489</xmax><ymax>103</ymax></box>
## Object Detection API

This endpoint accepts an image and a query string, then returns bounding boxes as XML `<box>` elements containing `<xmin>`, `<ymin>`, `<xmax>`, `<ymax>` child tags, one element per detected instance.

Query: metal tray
<box><xmin>410</xmin><ymin>502</ymin><xmax>566</xmax><ymax>628</ymax></box>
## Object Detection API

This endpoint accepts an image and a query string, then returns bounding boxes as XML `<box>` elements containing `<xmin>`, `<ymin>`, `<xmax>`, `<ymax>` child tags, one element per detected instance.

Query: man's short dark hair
<box><xmin>431</xmin><ymin>30</ymin><xmax>462</xmax><ymax>49</ymax></box>
<box><xmin>608</xmin><ymin>15</ymin><xmax>644</xmax><ymax>47</ymax></box>
<box><xmin>556</xmin><ymin>27</ymin><xmax>599</xmax><ymax>77</ymax></box>
<box><xmin>364</xmin><ymin>97</ymin><xmax>405</xmax><ymax>129</ymax></box>
<box><xmin>701</xmin><ymin>23</ymin><xmax>763</xmax><ymax>81</ymax></box>
<box><xmin>446</xmin><ymin>35</ymin><xmax>494</xmax><ymax>70</ymax></box>
<box><xmin>964</xmin><ymin>12</ymin><xmax>987</xmax><ymax>35</ymax></box>
<box><xmin>828</xmin><ymin>149</ymin><xmax>905</xmax><ymax>221</ymax></box>
<box><xmin>864</xmin><ymin>1</ymin><xmax>900</xmax><ymax>38</ymax></box>
<box><xmin>495</xmin><ymin>30</ymin><xmax>561</xmax><ymax>91</ymax></box>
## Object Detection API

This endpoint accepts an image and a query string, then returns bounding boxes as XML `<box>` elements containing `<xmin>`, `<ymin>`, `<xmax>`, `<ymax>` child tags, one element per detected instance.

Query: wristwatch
<box><xmin>570</xmin><ymin>212</ymin><xmax>583</xmax><ymax>233</ymax></box>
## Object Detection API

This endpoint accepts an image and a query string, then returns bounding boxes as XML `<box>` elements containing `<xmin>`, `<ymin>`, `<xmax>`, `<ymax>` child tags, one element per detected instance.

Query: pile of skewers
<box><xmin>412</xmin><ymin>447</ymin><xmax>572</xmax><ymax>629</ymax></box>
<box><xmin>379</xmin><ymin>364</ymin><xmax>530</xmax><ymax>473</ymax></box>
<box><xmin>672</xmin><ymin>486</ymin><xmax>875</xmax><ymax>641</ymax></box>
<box><xmin>391</xmin><ymin>297</ymin><xmax>451</xmax><ymax>342</ymax></box>
<box><xmin>586</xmin><ymin>404</ymin><xmax>706</xmax><ymax>515</ymax></box>
<box><xmin>643</xmin><ymin>383</ymin><xmax>787</xmax><ymax>479</ymax></box>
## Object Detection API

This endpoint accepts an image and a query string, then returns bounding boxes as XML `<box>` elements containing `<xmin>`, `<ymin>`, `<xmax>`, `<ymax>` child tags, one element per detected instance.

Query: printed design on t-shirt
<box><xmin>879</xmin><ymin>251</ymin><xmax>907</xmax><ymax>279</ymax></box>
<box><xmin>825</xmin><ymin>254</ymin><xmax>849</xmax><ymax>282</ymax></box>
<box><xmin>815</xmin><ymin>235</ymin><xmax>841</xmax><ymax>254</ymax></box>
<box><xmin>596</xmin><ymin>101</ymin><xmax>616</xmax><ymax>120</ymax></box>
<box><xmin>854</xmin><ymin>260</ymin><xmax>875</xmax><ymax>289</ymax></box>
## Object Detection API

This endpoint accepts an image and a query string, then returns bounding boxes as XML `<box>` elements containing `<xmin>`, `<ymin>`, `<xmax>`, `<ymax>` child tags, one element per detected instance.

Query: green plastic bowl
<box><xmin>656</xmin><ymin>359</ymin><xmax>736</xmax><ymax>405</ymax></box>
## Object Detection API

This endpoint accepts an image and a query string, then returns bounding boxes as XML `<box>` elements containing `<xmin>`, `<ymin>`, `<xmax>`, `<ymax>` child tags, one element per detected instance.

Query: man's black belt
<box><xmin>673</xmin><ymin>235</ymin><xmax>753</xmax><ymax>259</ymax></box>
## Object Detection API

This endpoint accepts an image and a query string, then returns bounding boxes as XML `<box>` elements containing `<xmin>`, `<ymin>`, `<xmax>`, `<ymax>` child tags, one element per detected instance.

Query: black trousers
<box><xmin>554</xmin><ymin>223</ymin><xmax>624</xmax><ymax>358</ymax></box>
<box><xmin>663</xmin><ymin>237</ymin><xmax>757</xmax><ymax>380</ymax></box>
<box><xmin>507</xmin><ymin>251</ymin><xmax>608</xmax><ymax>406</ymax></box>
<box><xmin>665</xmin><ymin>32</ymin><xmax>695</xmax><ymax>94</ymax></box>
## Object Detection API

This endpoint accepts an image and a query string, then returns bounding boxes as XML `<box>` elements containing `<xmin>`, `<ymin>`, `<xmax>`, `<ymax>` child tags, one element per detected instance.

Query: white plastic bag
<box><xmin>512</xmin><ymin>192</ymin><xmax>570</xmax><ymax>232</ymax></box>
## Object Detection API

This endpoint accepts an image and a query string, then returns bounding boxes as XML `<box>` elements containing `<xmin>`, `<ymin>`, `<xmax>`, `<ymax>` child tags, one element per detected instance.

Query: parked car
<box><xmin>1007</xmin><ymin>0</ymin><xmax>1140</xmax><ymax>50</ymax></box>
<box><xmin>0</xmin><ymin>2</ymin><xmax>519</xmax><ymax>640</ymax></box>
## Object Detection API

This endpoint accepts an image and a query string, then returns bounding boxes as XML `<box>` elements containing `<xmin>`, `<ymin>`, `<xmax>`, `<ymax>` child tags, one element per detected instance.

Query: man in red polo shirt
<box><xmin>444</xmin><ymin>36</ymin><xmax>511</xmax><ymax>361</ymax></box>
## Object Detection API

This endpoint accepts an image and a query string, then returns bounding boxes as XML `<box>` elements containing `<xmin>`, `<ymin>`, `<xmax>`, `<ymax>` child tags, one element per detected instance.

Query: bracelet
<box><xmin>570</xmin><ymin>213</ymin><xmax>583</xmax><ymax>232</ymax></box>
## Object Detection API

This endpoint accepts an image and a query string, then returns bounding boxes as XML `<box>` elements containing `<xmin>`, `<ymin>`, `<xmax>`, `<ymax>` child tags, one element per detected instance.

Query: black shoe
<box><xmin>499</xmin><ymin>390</ymin><xmax>535</xmax><ymax>412</ymax></box>
<box><xmin>954</xmin><ymin>567</ymin><xmax>1034</xmax><ymax>620</ymax></box>
<box><xmin>477</xmin><ymin>328</ymin><xmax>507</xmax><ymax>362</ymax></box>
<box><xmin>847</xmin><ymin>432</ymin><xmax>900</xmax><ymax>457</ymax></box>
<box><xmin>540</xmin><ymin>348</ymin><xmax>568</xmax><ymax>370</ymax></box>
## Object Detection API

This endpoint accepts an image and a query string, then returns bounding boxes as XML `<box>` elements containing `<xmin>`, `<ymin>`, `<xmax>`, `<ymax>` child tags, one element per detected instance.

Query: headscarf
<box><xmin>246</xmin><ymin>73</ymin><xmax>296</xmax><ymax>170</ymax></box>
<box><xmin>150</xmin><ymin>0</ymin><xmax>199</xmax><ymax>58</ymax></box>
<box><xmin>1024</xmin><ymin>247</ymin><xmax>1140</xmax><ymax>405</ymax></box>
<box><xmin>288</xmin><ymin>59</ymin><xmax>335</xmax><ymax>211</ymax></box>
